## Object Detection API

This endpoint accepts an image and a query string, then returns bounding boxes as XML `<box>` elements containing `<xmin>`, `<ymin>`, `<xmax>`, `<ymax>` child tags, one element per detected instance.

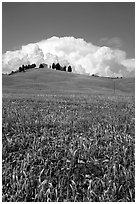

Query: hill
<box><xmin>2</xmin><ymin>68</ymin><xmax>135</xmax><ymax>202</ymax></box>
<box><xmin>2</xmin><ymin>68</ymin><xmax>135</xmax><ymax>96</ymax></box>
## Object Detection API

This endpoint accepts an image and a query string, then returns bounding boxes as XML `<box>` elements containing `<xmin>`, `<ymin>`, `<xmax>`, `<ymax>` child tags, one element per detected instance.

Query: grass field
<box><xmin>2</xmin><ymin>69</ymin><xmax>135</xmax><ymax>201</ymax></box>
<box><xmin>2</xmin><ymin>68</ymin><xmax>135</xmax><ymax>95</ymax></box>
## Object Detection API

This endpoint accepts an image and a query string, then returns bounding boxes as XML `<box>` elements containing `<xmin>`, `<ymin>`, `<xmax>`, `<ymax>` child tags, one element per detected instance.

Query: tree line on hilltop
<box><xmin>51</xmin><ymin>63</ymin><xmax>72</xmax><ymax>72</ymax></box>
<box><xmin>9</xmin><ymin>62</ymin><xmax>72</xmax><ymax>75</ymax></box>
<box><xmin>9</xmin><ymin>64</ymin><xmax>36</xmax><ymax>75</ymax></box>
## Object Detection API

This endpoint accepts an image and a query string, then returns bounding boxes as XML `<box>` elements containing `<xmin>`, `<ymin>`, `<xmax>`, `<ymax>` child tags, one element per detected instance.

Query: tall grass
<box><xmin>2</xmin><ymin>94</ymin><xmax>135</xmax><ymax>201</ymax></box>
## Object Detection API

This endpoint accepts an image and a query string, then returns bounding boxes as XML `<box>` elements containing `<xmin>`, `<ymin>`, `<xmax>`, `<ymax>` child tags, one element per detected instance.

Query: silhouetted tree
<box><xmin>24</xmin><ymin>65</ymin><xmax>27</xmax><ymax>70</ymax></box>
<box><xmin>18</xmin><ymin>67</ymin><xmax>22</xmax><ymax>72</ymax></box>
<box><xmin>39</xmin><ymin>64</ymin><xmax>44</xmax><ymax>68</ymax></box>
<box><xmin>64</xmin><ymin>66</ymin><xmax>66</xmax><ymax>71</ymax></box>
<box><xmin>52</xmin><ymin>63</ymin><xmax>56</xmax><ymax>69</ymax></box>
<box><xmin>56</xmin><ymin>63</ymin><xmax>61</xmax><ymax>70</ymax></box>
<box><xmin>92</xmin><ymin>74</ymin><xmax>99</xmax><ymax>77</ymax></box>
<box><xmin>17</xmin><ymin>63</ymin><xmax>36</xmax><ymax>73</ymax></box>
<box><xmin>22</xmin><ymin>65</ymin><xmax>25</xmax><ymax>71</ymax></box>
<box><xmin>31</xmin><ymin>63</ymin><xmax>36</xmax><ymax>68</ymax></box>
<box><xmin>19</xmin><ymin>66</ymin><xmax>23</xmax><ymax>72</ymax></box>
<box><xmin>68</xmin><ymin>65</ymin><xmax>72</xmax><ymax>72</ymax></box>
<box><xmin>24</xmin><ymin>65</ymin><xmax>28</xmax><ymax>69</ymax></box>
<box><xmin>26</xmin><ymin>64</ymin><xmax>36</xmax><ymax>69</ymax></box>
<box><xmin>27</xmin><ymin>64</ymin><xmax>29</xmax><ymax>69</ymax></box>
<box><xmin>9</xmin><ymin>71</ymin><xmax>15</xmax><ymax>75</ymax></box>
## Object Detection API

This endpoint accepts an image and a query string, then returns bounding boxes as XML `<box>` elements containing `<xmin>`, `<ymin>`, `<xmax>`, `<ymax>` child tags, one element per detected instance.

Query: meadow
<box><xmin>2</xmin><ymin>93</ymin><xmax>135</xmax><ymax>202</ymax></box>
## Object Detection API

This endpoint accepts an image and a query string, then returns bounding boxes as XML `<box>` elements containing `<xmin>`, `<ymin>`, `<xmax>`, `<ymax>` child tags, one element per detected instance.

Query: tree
<box><xmin>39</xmin><ymin>64</ymin><xmax>44</xmax><ymax>68</ymax></box>
<box><xmin>9</xmin><ymin>70</ymin><xmax>15</xmax><ymax>75</ymax></box>
<box><xmin>68</xmin><ymin>65</ymin><xmax>72</xmax><ymax>72</ymax></box>
<box><xmin>22</xmin><ymin>65</ymin><xmax>25</xmax><ymax>72</ymax></box>
<box><xmin>64</xmin><ymin>66</ymin><xmax>66</xmax><ymax>71</ymax></box>
<box><xmin>31</xmin><ymin>63</ymin><xmax>36</xmax><ymax>68</ymax></box>
<box><xmin>18</xmin><ymin>67</ymin><xmax>22</xmax><ymax>72</ymax></box>
<box><xmin>19</xmin><ymin>66</ymin><xmax>24</xmax><ymax>72</ymax></box>
<box><xmin>56</xmin><ymin>63</ymin><xmax>61</xmax><ymax>70</ymax></box>
<box><xmin>52</xmin><ymin>63</ymin><xmax>56</xmax><ymax>69</ymax></box>
<box><xmin>24</xmin><ymin>65</ymin><xmax>28</xmax><ymax>70</ymax></box>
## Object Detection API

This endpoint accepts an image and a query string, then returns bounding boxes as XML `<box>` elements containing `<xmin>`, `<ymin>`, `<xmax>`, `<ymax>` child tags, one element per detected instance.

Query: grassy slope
<box><xmin>2</xmin><ymin>68</ymin><xmax>135</xmax><ymax>201</ymax></box>
<box><xmin>2</xmin><ymin>68</ymin><xmax>135</xmax><ymax>95</ymax></box>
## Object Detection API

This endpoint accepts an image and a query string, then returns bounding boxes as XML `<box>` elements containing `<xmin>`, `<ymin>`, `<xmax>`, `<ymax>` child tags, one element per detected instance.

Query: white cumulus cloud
<box><xmin>2</xmin><ymin>36</ymin><xmax>135</xmax><ymax>77</ymax></box>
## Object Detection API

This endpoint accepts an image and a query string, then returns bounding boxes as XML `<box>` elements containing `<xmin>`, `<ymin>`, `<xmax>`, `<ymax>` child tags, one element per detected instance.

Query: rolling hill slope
<box><xmin>2</xmin><ymin>68</ymin><xmax>135</xmax><ymax>96</ymax></box>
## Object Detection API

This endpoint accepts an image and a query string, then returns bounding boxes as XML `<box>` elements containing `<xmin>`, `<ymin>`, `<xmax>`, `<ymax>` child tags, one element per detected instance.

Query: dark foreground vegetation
<box><xmin>2</xmin><ymin>94</ymin><xmax>135</xmax><ymax>202</ymax></box>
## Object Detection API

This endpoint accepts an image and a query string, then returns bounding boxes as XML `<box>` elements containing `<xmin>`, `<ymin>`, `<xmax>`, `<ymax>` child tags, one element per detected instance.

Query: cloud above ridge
<box><xmin>2</xmin><ymin>36</ymin><xmax>135</xmax><ymax>77</ymax></box>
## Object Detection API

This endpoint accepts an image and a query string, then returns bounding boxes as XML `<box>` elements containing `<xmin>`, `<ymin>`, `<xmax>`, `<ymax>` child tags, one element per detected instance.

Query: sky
<box><xmin>2</xmin><ymin>2</ymin><xmax>135</xmax><ymax>77</ymax></box>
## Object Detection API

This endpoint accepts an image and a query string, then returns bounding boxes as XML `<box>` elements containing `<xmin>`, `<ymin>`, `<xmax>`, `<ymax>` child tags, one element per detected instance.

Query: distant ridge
<box><xmin>2</xmin><ymin>68</ymin><xmax>135</xmax><ymax>96</ymax></box>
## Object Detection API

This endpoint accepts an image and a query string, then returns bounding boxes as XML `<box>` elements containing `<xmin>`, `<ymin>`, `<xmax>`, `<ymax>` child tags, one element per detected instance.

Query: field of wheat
<box><xmin>2</xmin><ymin>94</ymin><xmax>135</xmax><ymax>202</ymax></box>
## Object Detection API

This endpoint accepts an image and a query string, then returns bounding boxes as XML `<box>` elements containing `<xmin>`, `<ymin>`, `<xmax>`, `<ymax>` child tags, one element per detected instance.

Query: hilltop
<box><xmin>2</xmin><ymin>68</ymin><xmax>135</xmax><ymax>96</ymax></box>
